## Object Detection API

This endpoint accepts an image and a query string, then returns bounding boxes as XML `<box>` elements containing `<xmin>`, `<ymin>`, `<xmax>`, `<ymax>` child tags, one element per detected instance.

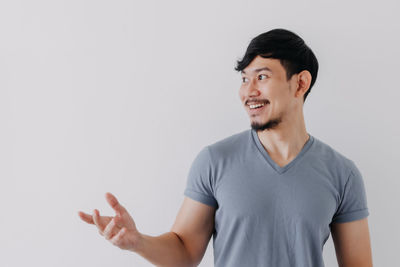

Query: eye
<box><xmin>241</xmin><ymin>74</ymin><xmax>268</xmax><ymax>83</ymax></box>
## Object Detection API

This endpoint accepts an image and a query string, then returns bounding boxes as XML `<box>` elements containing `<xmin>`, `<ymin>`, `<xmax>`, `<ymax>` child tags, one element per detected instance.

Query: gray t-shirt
<box><xmin>183</xmin><ymin>128</ymin><xmax>369</xmax><ymax>267</ymax></box>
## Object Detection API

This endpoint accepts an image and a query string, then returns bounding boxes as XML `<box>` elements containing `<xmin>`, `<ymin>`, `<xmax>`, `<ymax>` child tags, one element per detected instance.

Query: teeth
<box><xmin>249</xmin><ymin>103</ymin><xmax>265</xmax><ymax>109</ymax></box>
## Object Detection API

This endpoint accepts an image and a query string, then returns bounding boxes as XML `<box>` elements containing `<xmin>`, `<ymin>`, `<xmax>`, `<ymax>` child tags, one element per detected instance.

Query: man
<box><xmin>78</xmin><ymin>28</ymin><xmax>373</xmax><ymax>267</ymax></box>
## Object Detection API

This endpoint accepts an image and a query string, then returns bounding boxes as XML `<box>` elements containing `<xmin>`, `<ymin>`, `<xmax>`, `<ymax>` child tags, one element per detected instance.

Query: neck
<box><xmin>255</xmin><ymin>112</ymin><xmax>309</xmax><ymax>161</ymax></box>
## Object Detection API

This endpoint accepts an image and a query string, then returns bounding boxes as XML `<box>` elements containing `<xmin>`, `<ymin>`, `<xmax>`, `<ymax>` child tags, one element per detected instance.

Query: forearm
<box><xmin>133</xmin><ymin>231</ymin><xmax>195</xmax><ymax>267</ymax></box>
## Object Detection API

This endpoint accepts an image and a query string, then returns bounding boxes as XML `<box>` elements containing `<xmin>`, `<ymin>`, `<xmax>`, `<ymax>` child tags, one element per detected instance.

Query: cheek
<box><xmin>268</xmin><ymin>94</ymin><xmax>287</xmax><ymax>111</ymax></box>
<box><xmin>274</xmin><ymin>98</ymin><xmax>292</xmax><ymax>114</ymax></box>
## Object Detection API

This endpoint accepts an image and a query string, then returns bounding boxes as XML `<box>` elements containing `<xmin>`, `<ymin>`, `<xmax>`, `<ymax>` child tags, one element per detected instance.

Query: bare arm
<box><xmin>136</xmin><ymin>196</ymin><xmax>216</xmax><ymax>267</ymax></box>
<box><xmin>330</xmin><ymin>217</ymin><xmax>373</xmax><ymax>267</ymax></box>
<box><xmin>134</xmin><ymin>232</ymin><xmax>193</xmax><ymax>267</ymax></box>
<box><xmin>78</xmin><ymin>194</ymin><xmax>215</xmax><ymax>267</ymax></box>
<box><xmin>170</xmin><ymin>197</ymin><xmax>216</xmax><ymax>266</ymax></box>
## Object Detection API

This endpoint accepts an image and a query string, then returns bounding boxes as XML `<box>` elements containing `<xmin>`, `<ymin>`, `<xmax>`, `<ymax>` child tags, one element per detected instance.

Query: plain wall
<box><xmin>0</xmin><ymin>0</ymin><xmax>399</xmax><ymax>266</ymax></box>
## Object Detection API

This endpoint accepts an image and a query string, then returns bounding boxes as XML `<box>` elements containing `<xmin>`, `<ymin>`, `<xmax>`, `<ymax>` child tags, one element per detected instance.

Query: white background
<box><xmin>0</xmin><ymin>0</ymin><xmax>399</xmax><ymax>266</ymax></box>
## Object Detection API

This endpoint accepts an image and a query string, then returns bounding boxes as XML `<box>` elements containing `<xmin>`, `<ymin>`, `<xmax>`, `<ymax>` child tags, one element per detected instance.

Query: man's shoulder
<box><xmin>205</xmin><ymin>128</ymin><xmax>251</xmax><ymax>158</ymax></box>
<box><xmin>311</xmin><ymin>135</ymin><xmax>356</xmax><ymax>173</ymax></box>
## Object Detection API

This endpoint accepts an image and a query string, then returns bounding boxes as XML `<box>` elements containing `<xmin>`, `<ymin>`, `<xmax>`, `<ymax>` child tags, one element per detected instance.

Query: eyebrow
<box><xmin>241</xmin><ymin>66</ymin><xmax>272</xmax><ymax>75</ymax></box>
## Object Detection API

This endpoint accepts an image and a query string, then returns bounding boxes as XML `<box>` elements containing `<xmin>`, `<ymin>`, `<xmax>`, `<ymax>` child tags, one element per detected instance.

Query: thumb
<box><xmin>105</xmin><ymin>192</ymin><xmax>127</xmax><ymax>216</ymax></box>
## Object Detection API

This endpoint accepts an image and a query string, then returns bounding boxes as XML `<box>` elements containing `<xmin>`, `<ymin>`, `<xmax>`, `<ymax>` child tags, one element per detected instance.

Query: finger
<box><xmin>105</xmin><ymin>192</ymin><xmax>126</xmax><ymax>216</ymax></box>
<box><xmin>92</xmin><ymin>209</ymin><xmax>104</xmax><ymax>234</ymax></box>
<box><xmin>110</xmin><ymin>227</ymin><xmax>127</xmax><ymax>245</ymax></box>
<box><xmin>78</xmin><ymin>211</ymin><xmax>94</xmax><ymax>224</ymax></box>
<box><xmin>103</xmin><ymin>218</ymin><xmax>120</xmax><ymax>240</ymax></box>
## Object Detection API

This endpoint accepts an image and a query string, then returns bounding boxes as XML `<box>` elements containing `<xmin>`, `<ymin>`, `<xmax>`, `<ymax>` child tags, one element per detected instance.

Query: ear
<box><xmin>295</xmin><ymin>70</ymin><xmax>312</xmax><ymax>98</ymax></box>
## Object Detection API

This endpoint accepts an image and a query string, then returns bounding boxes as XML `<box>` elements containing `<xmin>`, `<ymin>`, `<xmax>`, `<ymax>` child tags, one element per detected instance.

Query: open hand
<box><xmin>78</xmin><ymin>192</ymin><xmax>143</xmax><ymax>252</ymax></box>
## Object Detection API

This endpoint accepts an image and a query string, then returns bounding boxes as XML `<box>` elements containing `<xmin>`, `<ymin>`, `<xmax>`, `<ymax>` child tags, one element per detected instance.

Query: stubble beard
<box><xmin>250</xmin><ymin>116</ymin><xmax>282</xmax><ymax>132</ymax></box>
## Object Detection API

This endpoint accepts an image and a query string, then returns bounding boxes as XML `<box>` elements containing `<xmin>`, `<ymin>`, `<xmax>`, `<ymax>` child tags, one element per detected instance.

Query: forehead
<box><xmin>241</xmin><ymin>56</ymin><xmax>284</xmax><ymax>75</ymax></box>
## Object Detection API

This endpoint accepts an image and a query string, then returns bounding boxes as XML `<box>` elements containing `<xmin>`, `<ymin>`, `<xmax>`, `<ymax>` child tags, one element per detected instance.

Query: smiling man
<box><xmin>78</xmin><ymin>28</ymin><xmax>373</xmax><ymax>267</ymax></box>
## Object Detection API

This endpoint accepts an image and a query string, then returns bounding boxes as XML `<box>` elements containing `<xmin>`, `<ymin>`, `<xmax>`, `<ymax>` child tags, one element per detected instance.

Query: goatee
<box><xmin>250</xmin><ymin>117</ymin><xmax>282</xmax><ymax>131</ymax></box>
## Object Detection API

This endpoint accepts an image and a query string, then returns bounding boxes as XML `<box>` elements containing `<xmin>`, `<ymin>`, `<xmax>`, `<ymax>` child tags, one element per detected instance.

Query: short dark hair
<box><xmin>234</xmin><ymin>28</ymin><xmax>319</xmax><ymax>103</ymax></box>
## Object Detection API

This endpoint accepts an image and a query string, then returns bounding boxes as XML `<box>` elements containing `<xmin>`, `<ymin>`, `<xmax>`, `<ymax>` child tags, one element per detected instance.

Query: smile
<box><xmin>247</xmin><ymin>103</ymin><xmax>268</xmax><ymax>114</ymax></box>
<box><xmin>249</xmin><ymin>103</ymin><xmax>265</xmax><ymax>109</ymax></box>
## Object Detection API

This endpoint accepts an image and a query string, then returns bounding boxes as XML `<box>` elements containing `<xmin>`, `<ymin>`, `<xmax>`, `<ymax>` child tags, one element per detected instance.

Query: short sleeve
<box><xmin>183</xmin><ymin>146</ymin><xmax>218</xmax><ymax>208</ymax></box>
<box><xmin>331</xmin><ymin>161</ymin><xmax>369</xmax><ymax>224</ymax></box>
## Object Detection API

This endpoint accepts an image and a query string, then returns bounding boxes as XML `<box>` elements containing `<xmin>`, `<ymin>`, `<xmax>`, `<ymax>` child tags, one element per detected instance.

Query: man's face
<box><xmin>238</xmin><ymin>56</ymin><xmax>298</xmax><ymax>132</ymax></box>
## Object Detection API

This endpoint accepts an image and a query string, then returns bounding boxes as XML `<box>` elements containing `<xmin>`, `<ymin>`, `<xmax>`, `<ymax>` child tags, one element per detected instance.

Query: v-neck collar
<box><xmin>250</xmin><ymin>128</ymin><xmax>314</xmax><ymax>174</ymax></box>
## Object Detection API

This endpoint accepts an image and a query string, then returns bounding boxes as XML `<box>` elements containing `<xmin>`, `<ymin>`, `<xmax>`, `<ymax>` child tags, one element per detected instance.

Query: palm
<box><xmin>78</xmin><ymin>192</ymin><xmax>141</xmax><ymax>251</ymax></box>
<box><xmin>105</xmin><ymin>193</ymin><xmax>137</xmax><ymax>230</ymax></box>
<box><xmin>118</xmin><ymin>209</ymin><xmax>136</xmax><ymax>230</ymax></box>
<box><xmin>100</xmin><ymin>215</ymin><xmax>113</xmax><ymax>226</ymax></box>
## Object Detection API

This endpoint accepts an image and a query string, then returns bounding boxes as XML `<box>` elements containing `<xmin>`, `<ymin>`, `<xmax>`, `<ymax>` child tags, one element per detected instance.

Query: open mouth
<box><xmin>247</xmin><ymin>102</ymin><xmax>268</xmax><ymax>114</ymax></box>
<box><xmin>249</xmin><ymin>103</ymin><xmax>266</xmax><ymax>109</ymax></box>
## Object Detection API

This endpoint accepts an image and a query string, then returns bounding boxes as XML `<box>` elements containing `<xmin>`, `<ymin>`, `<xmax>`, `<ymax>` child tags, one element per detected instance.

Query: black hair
<box><xmin>234</xmin><ymin>28</ymin><xmax>319</xmax><ymax>103</ymax></box>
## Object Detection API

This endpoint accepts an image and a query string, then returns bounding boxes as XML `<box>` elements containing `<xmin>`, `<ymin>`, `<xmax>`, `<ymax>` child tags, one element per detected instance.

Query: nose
<box><xmin>246</xmin><ymin>78</ymin><xmax>261</xmax><ymax>98</ymax></box>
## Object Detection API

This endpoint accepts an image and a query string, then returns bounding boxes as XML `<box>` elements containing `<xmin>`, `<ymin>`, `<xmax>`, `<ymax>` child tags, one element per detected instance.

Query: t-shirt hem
<box><xmin>184</xmin><ymin>189</ymin><xmax>218</xmax><ymax>208</ymax></box>
<box><xmin>331</xmin><ymin>208</ymin><xmax>369</xmax><ymax>224</ymax></box>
